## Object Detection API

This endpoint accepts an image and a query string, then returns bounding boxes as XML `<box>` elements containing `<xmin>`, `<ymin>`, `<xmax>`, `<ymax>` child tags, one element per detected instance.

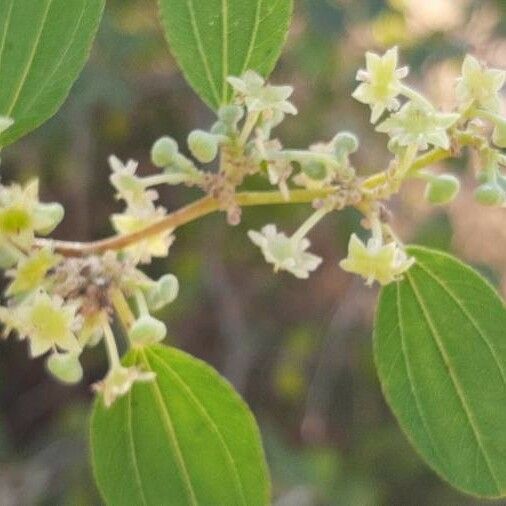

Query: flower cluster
<box><xmin>0</xmin><ymin>163</ymin><xmax>180</xmax><ymax>406</ymax></box>
<box><xmin>0</xmin><ymin>48</ymin><xmax>504</xmax><ymax>407</ymax></box>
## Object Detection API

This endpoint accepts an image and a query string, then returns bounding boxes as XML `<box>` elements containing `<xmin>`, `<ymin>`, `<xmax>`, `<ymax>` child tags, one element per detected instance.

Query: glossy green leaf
<box><xmin>0</xmin><ymin>0</ymin><xmax>104</xmax><ymax>147</ymax></box>
<box><xmin>90</xmin><ymin>344</ymin><xmax>270</xmax><ymax>506</ymax></box>
<box><xmin>157</xmin><ymin>0</ymin><xmax>293</xmax><ymax>109</ymax></box>
<box><xmin>374</xmin><ymin>246</ymin><xmax>506</xmax><ymax>498</ymax></box>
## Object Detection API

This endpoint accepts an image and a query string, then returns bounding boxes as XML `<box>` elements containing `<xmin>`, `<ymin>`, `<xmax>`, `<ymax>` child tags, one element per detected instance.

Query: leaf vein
<box><xmin>406</xmin><ymin>272</ymin><xmax>502</xmax><ymax>494</ymax></box>
<box><xmin>147</xmin><ymin>349</ymin><xmax>248</xmax><ymax>506</ymax></box>
<box><xmin>186</xmin><ymin>0</ymin><xmax>221</xmax><ymax>106</ymax></box>
<box><xmin>6</xmin><ymin>0</ymin><xmax>54</xmax><ymax>116</ymax></box>
<box><xmin>142</xmin><ymin>351</ymin><xmax>199</xmax><ymax>506</ymax></box>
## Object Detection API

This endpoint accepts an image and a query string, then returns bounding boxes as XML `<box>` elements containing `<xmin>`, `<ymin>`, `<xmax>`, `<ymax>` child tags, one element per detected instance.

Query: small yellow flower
<box><xmin>93</xmin><ymin>365</ymin><xmax>155</xmax><ymax>407</ymax></box>
<box><xmin>248</xmin><ymin>224</ymin><xmax>322</xmax><ymax>279</ymax></box>
<box><xmin>6</xmin><ymin>248</ymin><xmax>61</xmax><ymax>296</ymax></box>
<box><xmin>111</xmin><ymin>207</ymin><xmax>174</xmax><ymax>264</ymax></box>
<box><xmin>340</xmin><ymin>234</ymin><xmax>414</xmax><ymax>286</ymax></box>
<box><xmin>352</xmin><ymin>47</ymin><xmax>408</xmax><ymax>123</ymax></box>
<box><xmin>227</xmin><ymin>71</ymin><xmax>297</xmax><ymax>115</ymax></box>
<box><xmin>1</xmin><ymin>291</ymin><xmax>81</xmax><ymax>358</ymax></box>
<box><xmin>456</xmin><ymin>55</ymin><xmax>506</xmax><ymax>113</ymax></box>
<box><xmin>109</xmin><ymin>155</ymin><xmax>158</xmax><ymax>211</ymax></box>
<box><xmin>0</xmin><ymin>180</ymin><xmax>64</xmax><ymax>248</ymax></box>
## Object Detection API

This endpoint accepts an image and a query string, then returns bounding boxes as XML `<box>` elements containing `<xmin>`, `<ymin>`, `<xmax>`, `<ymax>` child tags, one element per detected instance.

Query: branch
<box><xmin>36</xmin><ymin>144</ymin><xmax>465</xmax><ymax>257</ymax></box>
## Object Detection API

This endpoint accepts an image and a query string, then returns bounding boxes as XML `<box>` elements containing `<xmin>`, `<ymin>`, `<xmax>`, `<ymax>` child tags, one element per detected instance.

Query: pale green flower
<box><xmin>109</xmin><ymin>155</ymin><xmax>158</xmax><ymax>211</ymax></box>
<box><xmin>0</xmin><ymin>116</ymin><xmax>14</xmax><ymax>135</ymax></box>
<box><xmin>0</xmin><ymin>180</ymin><xmax>64</xmax><ymax>248</ymax></box>
<box><xmin>93</xmin><ymin>365</ymin><xmax>155</xmax><ymax>407</ymax></box>
<box><xmin>248</xmin><ymin>224</ymin><xmax>322</xmax><ymax>279</ymax></box>
<box><xmin>340</xmin><ymin>234</ymin><xmax>414</xmax><ymax>286</ymax></box>
<box><xmin>456</xmin><ymin>55</ymin><xmax>506</xmax><ymax>113</ymax></box>
<box><xmin>352</xmin><ymin>47</ymin><xmax>408</xmax><ymax>123</ymax></box>
<box><xmin>227</xmin><ymin>70</ymin><xmax>297</xmax><ymax>115</ymax></box>
<box><xmin>1</xmin><ymin>291</ymin><xmax>81</xmax><ymax>358</ymax></box>
<box><xmin>376</xmin><ymin>102</ymin><xmax>459</xmax><ymax>150</ymax></box>
<box><xmin>111</xmin><ymin>207</ymin><xmax>174</xmax><ymax>264</ymax></box>
<box><xmin>6</xmin><ymin>247</ymin><xmax>61</xmax><ymax>296</ymax></box>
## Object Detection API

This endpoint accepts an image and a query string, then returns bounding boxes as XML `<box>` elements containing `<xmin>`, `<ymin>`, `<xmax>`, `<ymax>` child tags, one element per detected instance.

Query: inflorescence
<box><xmin>0</xmin><ymin>48</ymin><xmax>504</xmax><ymax>406</ymax></box>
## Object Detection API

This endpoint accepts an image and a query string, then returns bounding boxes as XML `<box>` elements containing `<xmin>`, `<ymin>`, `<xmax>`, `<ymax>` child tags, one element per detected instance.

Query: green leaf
<box><xmin>0</xmin><ymin>0</ymin><xmax>105</xmax><ymax>147</ymax></box>
<box><xmin>374</xmin><ymin>246</ymin><xmax>506</xmax><ymax>498</ymax></box>
<box><xmin>90</xmin><ymin>345</ymin><xmax>270</xmax><ymax>506</ymax></box>
<box><xmin>157</xmin><ymin>0</ymin><xmax>293</xmax><ymax>109</ymax></box>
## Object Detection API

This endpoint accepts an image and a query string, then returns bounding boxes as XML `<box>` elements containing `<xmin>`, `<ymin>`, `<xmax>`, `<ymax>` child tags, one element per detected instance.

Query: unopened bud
<box><xmin>474</xmin><ymin>182</ymin><xmax>506</xmax><ymax>206</ymax></box>
<box><xmin>188</xmin><ymin>130</ymin><xmax>219</xmax><ymax>163</ymax></box>
<box><xmin>47</xmin><ymin>352</ymin><xmax>83</xmax><ymax>384</ymax></box>
<box><xmin>424</xmin><ymin>174</ymin><xmax>460</xmax><ymax>205</ymax></box>
<box><xmin>492</xmin><ymin>117</ymin><xmax>506</xmax><ymax>149</ymax></box>
<box><xmin>33</xmin><ymin>203</ymin><xmax>64</xmax><ymax>235</ymax></box>
<box><xmin>218</xmin><ymin>105</ymin><xmax>244</xmax><ymax>126</ymax></box>
<box><xmin>332</xmin><ymin>131</ymin><xmax>359</xmax><ymax>155</ymax></box>
<box><xmin>301</xmin><ymin>160</ymin><xmax>327</xmax><ymax>181</ymax></box>
<box><xmin>151</xmin><ymin>136</ymin><xmax>179</xmax><ymax>167</ymax></box>
<box><xmin>146</xmin><ymin>274</ymin><xmax>179</xmax><ymax>312</ymax></box>
<box><xmin>129</xmin><ymin>315</ymin><xmax>167</xmax><ymax>346</ymax></box>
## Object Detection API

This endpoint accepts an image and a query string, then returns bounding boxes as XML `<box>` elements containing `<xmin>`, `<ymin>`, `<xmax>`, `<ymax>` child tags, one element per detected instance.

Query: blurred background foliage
<box><xmin>1</xmin><ymin>0</ymin><xmax>506</xmax><ymax>504</ymax></box>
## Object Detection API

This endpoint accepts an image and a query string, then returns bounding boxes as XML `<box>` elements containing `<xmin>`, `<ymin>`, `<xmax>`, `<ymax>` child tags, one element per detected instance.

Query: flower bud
<box><xmin>492</xmin><ymin>117</ymin><xmax>506</xmax><ymax>149</ymax></box>
<box><xmin>46</xmin><ymin>352</ymin><xmax>83</xmax><ymax>384</ymax></box>
<box><xmin>0</xmin><ymin>242</ymin><xmax>20</xmax><ymax>268</ymax></box>
<box><xmin>188</xmin><ymin>130</ymin><xmax>219</xmax><ymax>163</ymax></box>
<box><xmin>210</xmin><ymin>121</ymin><xmax>229</xmax><ymax>136</ymax></box>
<box><xmin>151</xmin><ymin>136</ymin><xmax>179</xmax><ymax>167</ymax></box>
<box><xmin>474</xmin><ymin>182</ymin><xmax>506</xmax><ymax>206</ymax></box>
<box><xmin>33</xmin><ymin>202</ymin><xmax>65</xmax><ymax>235</ymax></box>
<box><xmin>146</xmin><ymin>274</ymin><xmax>179</xmax><ymax>312</ymax></box>
<box><xmin>301</xmin><ymin>160</ymin><xmax>327</xmax><ymax>181</ymax></box>
<box><xmin>218</xmin><ymin>105</ymin><xmax>244</xmax><ymax>126</ymax></box>
<box><xmin>424</xmin><ymin>174</ymin><xmax>460</xmax><ymax>205</ymax></box>
<box><xmin>129</xmin><ymin>315</ymin><xmax>167</xmax><ymax>346</ymax></box>
<box><xmin>332</xmin><ymin>131</ymin><xmax>359</xmax><ymax>155</ymax></box>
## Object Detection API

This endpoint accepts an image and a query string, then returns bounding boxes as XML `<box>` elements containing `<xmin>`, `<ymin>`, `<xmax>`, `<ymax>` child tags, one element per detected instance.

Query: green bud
<box><xmin>492</xmin><ymin>117</ymin><xmax>506</xmax><ymax>149</ymax></box>
<box><xmin>188</xmin><ymin>130</ymin><xmax>219</xmax><ymax>163</ymax></box>
<box><xmin>151</xmin><ymin>136</ymin><xmax>179</xmax><ymax>167</ymax></box>
<box><xmin>0</xmin><ymin>241</ymin><xmax>20</xmax><ymax>268</ymax></box>
<box><xmin>210</xmin><ymin>121</ymin><xmax>229</xmax><ymax>136</ymax></box>
<box><xmin>33</xmin><ymin>202</ymin><xmax>65</xmax><ymax>235</ymax></box>
<box><xmin>46</xmin><ymin>352</ymin><xmax>83</xmax><ymax>384</ymax></box>
<box><xmin>146</xmin><ymin>274</ymin><xmax>179</xmax><ymax>312</ymax></box>
<box><xmin>424</xmin><ymin>174</ymin><xmax>460</xmax><ymax>205</ymax></box>
<box><xmin>332</xmin><ymin>131</ymin><xmax>359</xmax><ymax>154</ymax></box>
<box><xmin>474</xmin><ymin>182</ymin><xmax>506</xmax><ymax>206</ymax></box>
<box><xmin>301</xmin><ymin>160</ymin><xmax>327</xmax><ymax>181</ymax></box>
<box><xmin>218</xmin><ymin>105</ymin><xmax>244</xmax><ymax>125</ymax></box>
<box><xmin>129</xmin><ymin>315</ymin><xmax>167</xmax><ymax>346</ymax></box>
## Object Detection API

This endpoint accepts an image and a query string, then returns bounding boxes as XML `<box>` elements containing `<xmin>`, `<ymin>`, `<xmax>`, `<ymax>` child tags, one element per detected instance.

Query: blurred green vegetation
<box><xmin>1</xmin><ymin>0</ymin><xmax>505</xmax><ymax>504</ymax></box>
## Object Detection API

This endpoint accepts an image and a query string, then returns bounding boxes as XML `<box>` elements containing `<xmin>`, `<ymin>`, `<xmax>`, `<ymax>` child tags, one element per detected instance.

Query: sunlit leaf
<box><xmin>91</xmin><ymin>344</ymin><xmax>270</xmax><ymax>505</ymax></box>
<box><xmin>375</xmin><ymin>246</ymin><xmax>506</xmax><ymax>498</ymax></box>
<box><xmin>157</xmin><ymin>0</ymin><xmax>293</xmax><ymax>109</ymax></box>
<box><xmin>0</xmin><ymin>0</ymin><xmax>104</xmax><ymax>147</ymax></box>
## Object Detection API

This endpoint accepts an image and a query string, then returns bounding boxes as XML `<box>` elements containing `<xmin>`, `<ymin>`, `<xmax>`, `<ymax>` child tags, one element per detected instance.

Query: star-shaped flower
<box><xmin>0</xmin><ymin>180</ymin><xmax>64</xmax><ymax>248</ymax></box>
<box><xmin>6</xmin><ymin>247</ymin><xmax>61</xmax><ymax>296</ymax></box>
<box><xmin>352</xmin><ymin>47</ymin><xmax>409</xmax><ymax>123</ymax></box>
<box><xmin>109</xmin><ymin>156</ymin><xmax>158</xmax><ymax>211</ymax></box>
<box><xmin>456</xmin><ymin>55</ymin><xmax>506</xmax><ymax>113</ymax></box>
<box><xmin>93</xmin><ymin>365</ymin><xmax>155</xmax><ymax>407</ymax></box>
<box><xmin>248</xmin><ymin>224</ymin><xmax>322</xmax><ymax>279</ymax></box>
<box><xmin>0</xmin><ymin>291</ymin><xmax>81</xmax><ymax>358</ymax></box>
<box><xmin>339</xmin><ymin>234</ymin><xmax>414</xmax><ymax>286</ymax></box>
<box><xmin>228</xmin><ymin>71</ymin><xmax>297</xmax><ymax>115</ymax></box>
<box><xmin>376</xmin><ymin>102</ymin><xmax>459</xmax><ymax>150</ymax></box>
<box><xmin>111</xmin><ymin>207</ymin><xmax>174</xmax><ymax>264</ymax></box>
